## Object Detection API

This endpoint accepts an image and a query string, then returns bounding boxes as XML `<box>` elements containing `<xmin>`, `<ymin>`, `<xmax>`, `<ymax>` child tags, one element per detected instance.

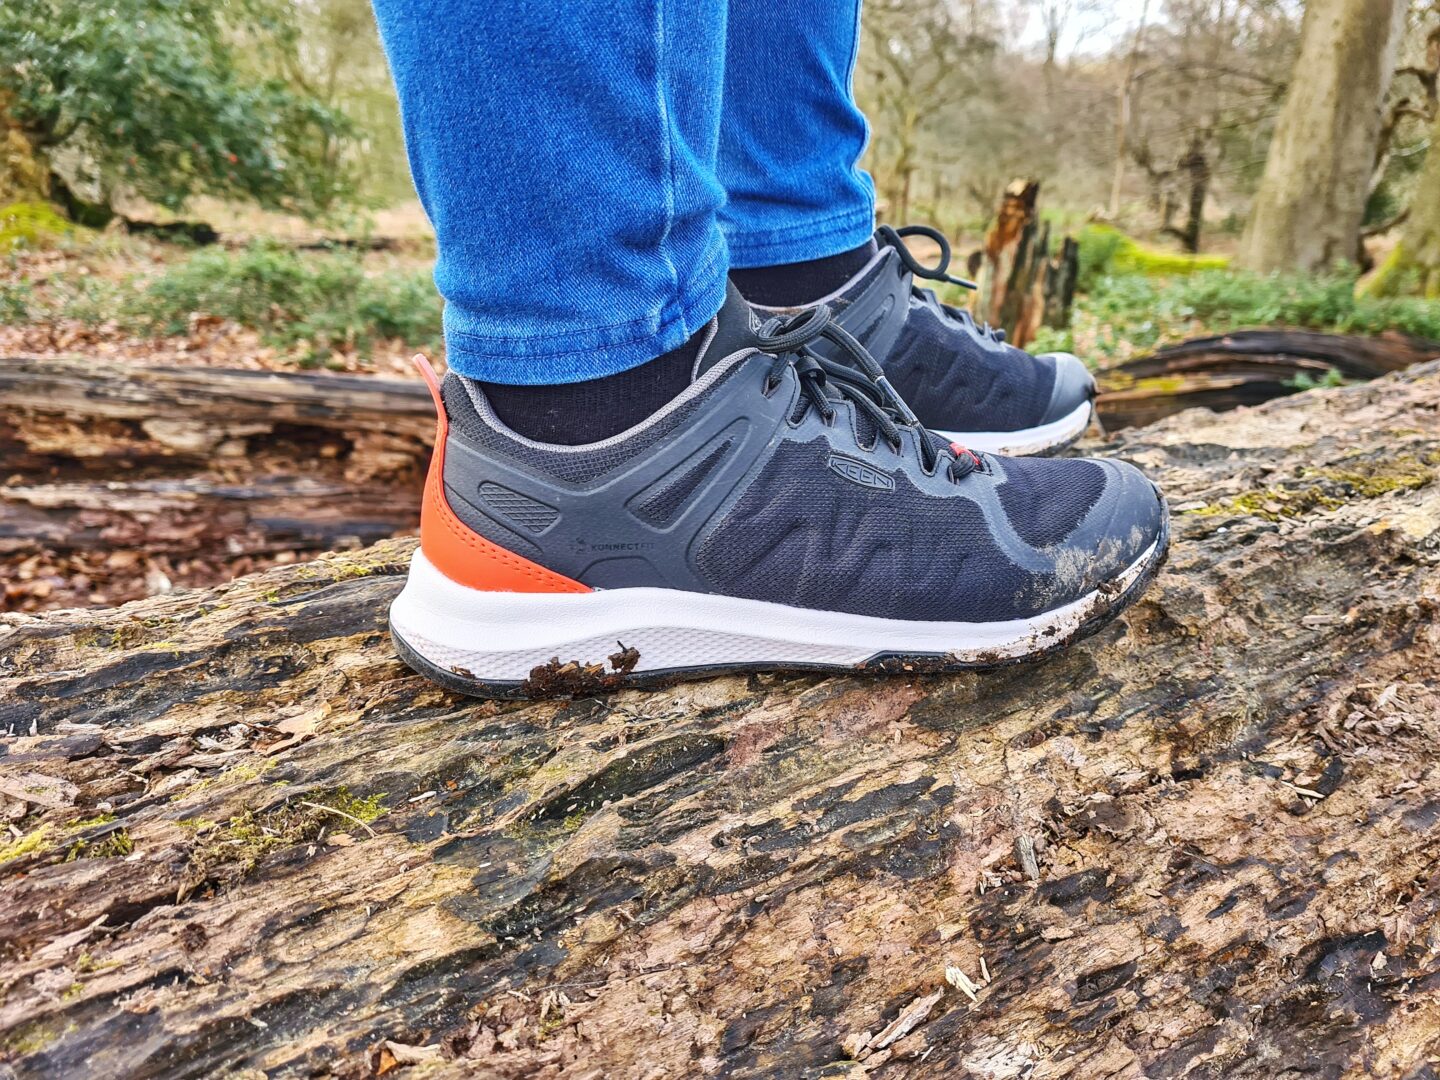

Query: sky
<box><xmin>1013</xmin><ymin>0</ymin><xmax>1159</xmax><ymax>56</ymax></box>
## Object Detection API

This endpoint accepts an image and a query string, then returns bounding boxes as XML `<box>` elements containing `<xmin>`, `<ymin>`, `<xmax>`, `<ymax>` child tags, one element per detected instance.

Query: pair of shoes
<box><xmin>388</xmin><ymin>240</ymin><xmax>1169</xmax><ymax>700</ymax></box>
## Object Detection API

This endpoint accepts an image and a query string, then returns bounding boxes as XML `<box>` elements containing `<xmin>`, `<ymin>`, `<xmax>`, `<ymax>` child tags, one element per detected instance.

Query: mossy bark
<box><xmin>1360</xmin><ymin>106</ymin><xmax>1440</xmax><ymax>300</ymax></box>
<box><xmin>2</xmin><ymin>364</ymin><xmax>1440</xmax><ymax>1078</ymax></box>
<box><xmin>1237</xmin><ymin>0</ymin><xmax>1406</xmax><ymax>274</ymax></box>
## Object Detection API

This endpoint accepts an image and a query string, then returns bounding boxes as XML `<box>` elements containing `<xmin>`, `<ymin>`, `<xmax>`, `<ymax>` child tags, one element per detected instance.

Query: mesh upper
<box><xmin>996</xmin><ymin>457</ymin><xmax>1106</xmax><ymax>548</ymax></box>
<box><xmin>694</xmin><ymin>436</ymin><xmax>1065</xmax><ymax>622</ymax></box>
<box><xmin>881</xmin><ymin>302</ymin><xmax>1056</xmax><ymax>432</ymax></box>
<box><xmin>631</xmin><ymin>438</ymin><xmax>734</xmax><ymax>526</ymax></box>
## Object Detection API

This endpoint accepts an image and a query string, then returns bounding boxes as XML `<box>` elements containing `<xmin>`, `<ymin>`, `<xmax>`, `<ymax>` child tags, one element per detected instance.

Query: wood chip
<box><xmin>383</xmin><ymin>1040</ymin><xmax>442</xmax><ymax>1065</ymax></box>
<box><xmin>1015</xmin><ymin>834</ymin><xmax>1040</xmax><ymax>881</ymax></box>
<box><xmin>872</xmin><ymin>987</ymin><xmax>944</xmax><ymax>1049</ymax></box>
<box><xmin>36</xmin><ymin>915</ymin><xmax>107</xmax><ymax>961</ymax></box>
<box><xmin>841</xmin><ymin>1030</ymin><xmax>872</xmax><ymax>1059</ymax></box>
<box><xmin>945</xmin><ymin>966</ymin><xmax>979</xmax><ymax>1002</ymax></box>
<box><xmin>0</xmin><ymin>771</ymin><xmax>79</xmax><ymax>809</ymax></box>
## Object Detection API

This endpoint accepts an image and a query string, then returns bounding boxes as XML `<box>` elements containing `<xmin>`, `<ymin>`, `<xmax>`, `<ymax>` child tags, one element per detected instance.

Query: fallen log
<box><xmin>2</xmin><ymin>362</ymin><xmax>1439</xmax><ymax>1078</ymax></box>
<box><xmin>0</xmin><ymin>358</ymin><xmax>432</xmax><ymax>610</ymax></box>
<box><xmin>1097</xmin><ymin>328</ymin><xmax>1440</xmax><ymax>430</ymax></box>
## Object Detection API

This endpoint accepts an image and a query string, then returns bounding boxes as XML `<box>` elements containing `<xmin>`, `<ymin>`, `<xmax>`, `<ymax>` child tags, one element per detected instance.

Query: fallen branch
<box><xmin>1097</xmin><ymin>328</ymin><xmax>1440</xmax><ymax>429</ymax></box>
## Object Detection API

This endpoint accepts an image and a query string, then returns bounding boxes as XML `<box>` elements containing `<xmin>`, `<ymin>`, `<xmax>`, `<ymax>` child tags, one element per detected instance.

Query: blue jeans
<box><xmin>371</xmin><ymin>0</ymin><xmax>874</xmax><ymax>383</ymax></box>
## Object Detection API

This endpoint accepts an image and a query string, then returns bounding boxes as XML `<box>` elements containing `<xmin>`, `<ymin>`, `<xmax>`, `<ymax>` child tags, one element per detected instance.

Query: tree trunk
<box><xmin>1360</xmin><ymin>105</ymin><xmax>1440</xmax><ymax>299</ymax></box>
<box><xmin>1168</xmin><ymin>134</ymin><xmax>1209</xmax><ymax>255</ymax></box>
<box><xmin>3</xmin><ymin>362</ymin><xmax>1440</xmax><ymax>1078</ymax></box>
<box><xmin>1237</xmin><ymin>0</ymin><xmax>1406</xmax><ymax>273</ymax></box>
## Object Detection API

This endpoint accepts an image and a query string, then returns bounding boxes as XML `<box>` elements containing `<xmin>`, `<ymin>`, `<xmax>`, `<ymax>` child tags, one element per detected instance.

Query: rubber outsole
<box><xmin>934</xmin><ymin>399</ymin><xmax>1094</xmax><ymax>458</ymax></box>
<box><xmin>388</xmin><ymin>500</ymin><xmax>1170</xmax><ymax>701</ymax></box>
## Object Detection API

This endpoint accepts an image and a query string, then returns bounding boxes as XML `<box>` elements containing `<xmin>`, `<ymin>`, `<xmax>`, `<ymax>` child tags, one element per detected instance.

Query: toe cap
<box><xmin>1040</xmin><ymin>352</ymin><xmax>1097</xmax><ymax>425</ymax></box>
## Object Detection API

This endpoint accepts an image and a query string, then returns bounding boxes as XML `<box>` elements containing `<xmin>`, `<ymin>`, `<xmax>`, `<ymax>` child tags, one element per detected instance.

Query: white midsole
<box><xmin>934</xmin><ymin>399</ymin><xmax>1093</xmax><ymax>456</ymax></box>
<box><xmin>387</xmin><ymin>538</ymin><xmax>1159</xmax><ymax>682</ymax></box>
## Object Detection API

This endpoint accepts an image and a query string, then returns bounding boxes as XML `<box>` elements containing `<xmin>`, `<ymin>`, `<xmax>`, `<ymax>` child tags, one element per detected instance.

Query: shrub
<box><xmin>1080</xmin><ymin>268</ymin><xmax>1440</xmax><ymax>363</ymax></box>
<box><xmin>125</xmin><ymin>242</ymin><xmax>442</xmax><ymax>354</ymax></box>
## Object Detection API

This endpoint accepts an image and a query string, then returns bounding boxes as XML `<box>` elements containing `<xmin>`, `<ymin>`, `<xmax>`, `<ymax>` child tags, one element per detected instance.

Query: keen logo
<box><xmin>827</xmin><ymin>453</ymin><xmax>894</xmax><ymax>491</ymax></box>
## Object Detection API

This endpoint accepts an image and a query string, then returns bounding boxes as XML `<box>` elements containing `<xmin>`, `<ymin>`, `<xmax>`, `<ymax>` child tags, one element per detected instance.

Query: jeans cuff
<box><xmin>442</xmin><ymin>244</ymin><xmax>731</xmax><ymax>385</ymax></box>
<box><xmin>725</xmin><ymin>205</ymin><xmax>877</xmax><ymax>269</ymax></box>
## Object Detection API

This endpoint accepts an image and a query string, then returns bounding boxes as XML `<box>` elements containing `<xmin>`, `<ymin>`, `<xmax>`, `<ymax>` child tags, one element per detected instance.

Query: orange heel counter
<box><xmin>412</xmin><ymin>356</ymin><xmax>590</xmax><ymax>594</ymax></box>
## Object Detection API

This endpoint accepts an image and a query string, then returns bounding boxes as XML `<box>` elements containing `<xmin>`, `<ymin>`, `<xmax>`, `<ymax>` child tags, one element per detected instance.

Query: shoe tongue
<box><xmin>693</xmin><ymin>281</ymin><xmax>763</xmax><ymax>378</ymax></box>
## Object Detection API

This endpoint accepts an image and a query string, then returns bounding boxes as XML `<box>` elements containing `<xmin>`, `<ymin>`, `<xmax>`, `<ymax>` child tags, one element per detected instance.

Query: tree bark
<box><xmin>1361</xmin><ymin>104</ymin><xmax>1440</xmax><ymax>299</ymax></box>
<box><xmin>1237</xmin><ymin>0</ymin><xmax>1406</xmax><ymax>273</ymax></box>
<box><xmin>3</xmin><ymin>362</ymin><xmax>1440</xmax><ymax>1078</ymax></box>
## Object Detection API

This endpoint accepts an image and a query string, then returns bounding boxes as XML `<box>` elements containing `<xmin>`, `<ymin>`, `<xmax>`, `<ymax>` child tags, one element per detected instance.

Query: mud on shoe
<box><xmin>388</xmin><ymin>293</ymin><xmax>1168</xmax><ymax>699</ymax></box>
<box><xmin>751</xmin><ymin>224</ymin><xmax>1098</xmax><ymax>457</ymax></box>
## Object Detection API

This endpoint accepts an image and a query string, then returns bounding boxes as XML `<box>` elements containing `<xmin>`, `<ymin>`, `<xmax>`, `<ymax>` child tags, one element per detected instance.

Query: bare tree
<box><xmin>1122</xmin><ymin>0</ymin><xmax>1296</xmax><ymax>253</ymax></box>
<box><xmin>1108</xmin><ymin>0</ymin><xmax>1151</xmax><ymax>218</ymax></box>
<box><xmin>855</xmin><ymin>0</ymin><xmax>992</xmax><ymax>223</ymax></box>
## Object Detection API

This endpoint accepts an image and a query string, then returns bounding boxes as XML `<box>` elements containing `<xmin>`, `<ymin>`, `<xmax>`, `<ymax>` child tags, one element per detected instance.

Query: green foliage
<box><xmin>0</xmin><ymin>0</ymin><xmax>356</xmax><ymax>218</ymax></box>
<box><xmin>124</xmin><ymin>242</ymin><xmax>442</xmax><ymax>354</ymax></box>
<box><xmin>0</xmin><ymin>279</ymin><xmax>33</xmax><ymax>324</ymax></box>
<box><xmin>1077</xmin><ymin>225</ymin><xmax>1230</xmax><ymax>291</ymax></box>
<box><xmin>1080</xmin><ymin>268</ymin><xmax>1440</xmax><ymax>363</ymax></box>
<box><xmin>1285</xmin><ymin>368</ymin><xmax>1348</xmax><ymax>392</ymax></box>
<box><xmin>0</xmin><ymin>202</ymin><xmax>77</xmax><ymax>252</ymax></box>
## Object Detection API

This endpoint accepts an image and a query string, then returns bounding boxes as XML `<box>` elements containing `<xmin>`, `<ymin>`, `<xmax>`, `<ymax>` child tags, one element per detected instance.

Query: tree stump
<box><xmin>2</xmin><ymin>363</ymin><xmax>1440</xmax><ymax>1079</ymax></box>
<box><xmin>972</xmin><ymin>180</ymin><xmax>1079</xmax><ymax>348</ymax></box>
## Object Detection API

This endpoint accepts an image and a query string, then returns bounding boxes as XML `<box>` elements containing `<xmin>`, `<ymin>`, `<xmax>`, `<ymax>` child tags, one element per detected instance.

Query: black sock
<box><xmin>729</xmin><ymin>238</ymin><xmax>877</xmax><ymax>308</ymax></box>
<box><xmin>476</xmin><ymin>332</ymin><xmax>705</xmax><ymax>445</ymax></box>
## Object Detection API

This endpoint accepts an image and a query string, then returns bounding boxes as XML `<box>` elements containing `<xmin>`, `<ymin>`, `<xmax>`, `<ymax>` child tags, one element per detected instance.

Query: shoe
<box><xmin>750</xmin><ymin>224</ymin><xmax>1097</xmax><ymax>457</ymax></box>
<box><xmin>388</xmin><ymin>287</ymin><xmax>1168</xmax><ymax>699</ymax></box>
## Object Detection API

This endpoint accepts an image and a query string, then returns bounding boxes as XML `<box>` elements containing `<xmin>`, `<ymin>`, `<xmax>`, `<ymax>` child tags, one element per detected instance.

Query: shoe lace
<box><xmin>875</xmin><ymin>223</ymin><xmax>1008</xmax><ymax>344</ymax></box>
<box><xmin>755</xmin><ymin>304</ymin><xmax>980</xmax><ymax>482</ymax></box>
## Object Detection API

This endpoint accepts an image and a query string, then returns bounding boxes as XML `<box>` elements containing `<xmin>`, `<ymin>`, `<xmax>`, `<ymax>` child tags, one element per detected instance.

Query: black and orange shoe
<box><xmin>389</xmin><ymin>288</ymin><xmax>1167</xmax><ymax>699</ymax></box>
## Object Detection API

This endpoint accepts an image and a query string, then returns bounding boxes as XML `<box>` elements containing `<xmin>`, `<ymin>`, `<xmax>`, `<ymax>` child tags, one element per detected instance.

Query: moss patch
<box><xmin>1079</xmin><ymin>224</ymin><xmax>1229</xmax><ymax>288</ymax></box>
<box><xmin>179</xmin><ymin>758</ymin><xmax>278</xmax><ymax>800</ymax></box>
<box><xmin>66</xmin><ymin>829</ymin><xmax>134</xmax><ymax>861</ymax></box>
<box><xmin>3</xmin><ymin>1019</ymin><xmax>76</xmax><ymax>1057</ymax></box>
<box><xmin>184</xmin><ymin>787</ymin><xmax>388</xmax><ymax>884</ymax></box>
<box><xmin>0</xmin><ymin>201</ymin><xmax>78</xmax><ymax>252</ymax></box>
<box><xmin>0</xmin><ymin>825</ymin><xmax>54</xmax><ymax>867</ymax></box>
<box><xmin>1183</xmin><ymin>455</ymin><xmax>1436</xmax><ymax>521</ymax></box>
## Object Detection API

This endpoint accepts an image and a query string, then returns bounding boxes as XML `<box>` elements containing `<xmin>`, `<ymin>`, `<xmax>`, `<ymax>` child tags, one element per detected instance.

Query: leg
<box><xmin>377</xmin><ymin>0</ymin><xmax>1167</xmax><ymax>700</ymax></box>
<box><xmin>718</xmin><ymin>0</ymin><xmax>875</xmax><ymax>273</ymax></box>
<box><xmin>371</xmin><ymin>0</ymin><xmax>729</xmax><ymax>389</ymax></box>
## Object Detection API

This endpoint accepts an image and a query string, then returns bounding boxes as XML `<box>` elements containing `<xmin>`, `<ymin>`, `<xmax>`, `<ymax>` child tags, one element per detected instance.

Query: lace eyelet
<box><xmin>760</xmin><ymin>377</ymin><xmax>777</xmax><ymax>398</ymax></box>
